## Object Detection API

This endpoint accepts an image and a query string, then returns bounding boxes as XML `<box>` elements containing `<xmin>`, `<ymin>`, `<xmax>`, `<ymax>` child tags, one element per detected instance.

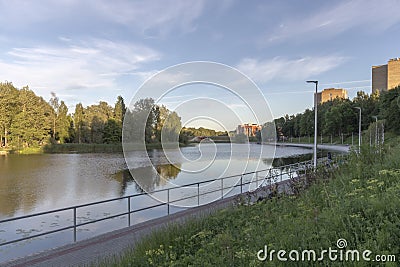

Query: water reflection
<box><xmin>271</xmin><ymin>153</ymin><xmax>313</xmax><ymax>167</ymax></box>
<box><xmin>113</xmin><ymin>163</ymin><xmax>182</xmax><ymax>194</ymax></box>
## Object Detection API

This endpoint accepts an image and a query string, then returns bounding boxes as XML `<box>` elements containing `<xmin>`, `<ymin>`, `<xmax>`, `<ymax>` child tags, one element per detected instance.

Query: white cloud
<box><xmin>0</xmin><ymin>38</ymin><xmax>160</xmax><ymax>97</ymax></box>
<box><xmin>94</xmin><ymin>0</ymin><xmax>206</xmax><ymax>36</ymax></box>
<box><xmin>237</xmin><ymin>56</ymin><xmax>347</xmax><ymax>83</ymax></box>
<box><xmin>0</xmin><ymin>0</ymin><xmax>206</xmax><ymax>37</ymax></box>
<box><xmin>264</xmin><ymin>0</ymin><xmax>400</xmax><ymax>43</ymax></box>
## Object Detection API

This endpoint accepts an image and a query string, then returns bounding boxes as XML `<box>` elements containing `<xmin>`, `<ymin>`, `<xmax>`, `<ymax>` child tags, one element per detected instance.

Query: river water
<box><xmin>0</xmin><ymin>143</ymin><xmax>313</xmax><ymax>262</ymax></box>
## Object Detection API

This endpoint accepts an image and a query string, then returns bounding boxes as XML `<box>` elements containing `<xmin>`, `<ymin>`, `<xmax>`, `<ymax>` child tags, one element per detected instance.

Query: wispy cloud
<box><xmin>263</xmin><ymin>0</ymin><xmax>400</xmax><ymax>44</ymax></box>
<box><xmin>237</xmin><ymin>56</ymin><xmax>347</xmax><ymax>83</ymax></box>
<box><xmin>0</xmin><ymin>0</ymin><xmax>206</xmax><ymax>37</ymax></box>
<box><xmin>94</xmin><ymin>0</ymin><xmax>206</xmax><ymax>36</ymax></box>
<box><xmin>0</xmin><ymin>38</ymin><xmax>160</xmax><ymax>96</ymax></box>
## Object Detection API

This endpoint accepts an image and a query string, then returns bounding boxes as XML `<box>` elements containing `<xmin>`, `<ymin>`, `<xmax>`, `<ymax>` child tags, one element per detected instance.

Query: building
<box><xmin>372</xmin><ymin>58</ymin><xmax>400</xmax><ymax>93</ymax></box>
<box><xmin>316</xmin><ymin>88</ymin><xmax>348</xmax><ymax>104</ymax></box>
<box><xmin>236</xmin><ymin>123</ymin><xmax>262</xmax><ymax>137</ymax></box>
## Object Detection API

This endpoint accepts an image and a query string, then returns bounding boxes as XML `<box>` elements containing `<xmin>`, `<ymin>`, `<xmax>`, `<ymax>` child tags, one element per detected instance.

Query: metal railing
<box><xmin>0</xmin><ymin>157</ymin><xmax>342</xmax><ymax>248</ymax></box>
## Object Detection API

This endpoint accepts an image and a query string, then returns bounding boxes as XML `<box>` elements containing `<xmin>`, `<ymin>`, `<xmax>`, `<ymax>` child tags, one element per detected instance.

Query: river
<box><xmin>0</xmin><ymin>143</ymin><xmax>314</xmax><ymax>262</ymax></box>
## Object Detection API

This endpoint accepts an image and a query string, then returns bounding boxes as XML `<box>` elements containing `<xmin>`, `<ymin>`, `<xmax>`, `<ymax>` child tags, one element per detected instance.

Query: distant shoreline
<box><xmin>2</xmin><ymin>143</ymin><xmax>195</xmax><ymax>155</ymax></box>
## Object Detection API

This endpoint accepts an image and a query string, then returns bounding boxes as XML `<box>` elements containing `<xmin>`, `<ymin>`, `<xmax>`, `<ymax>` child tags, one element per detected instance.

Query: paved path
<box><xmin>272</xmin><ymin>142</ymin><xmax>351</xmax><ymax>153</ymax></box>
<box><xmin>1</xmin><ymin>195</ymin><xmax>239</xmax><ymax>267</ymax></box>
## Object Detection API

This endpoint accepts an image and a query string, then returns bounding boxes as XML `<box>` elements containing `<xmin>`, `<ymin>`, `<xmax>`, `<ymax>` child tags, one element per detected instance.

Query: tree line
<box><xmin>0</xmin><ymin>82</ymin><xmax>186</xmax><ymax>149</ymax></box>
<box><xmin>261</xmin><ymin>87</ymin><xmax>400</xmax><ymax>141</ymax></box>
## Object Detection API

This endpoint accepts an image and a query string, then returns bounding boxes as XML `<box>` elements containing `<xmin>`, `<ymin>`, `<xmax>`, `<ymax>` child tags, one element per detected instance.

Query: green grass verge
<box><xmin>43</xmin><ymin>143</ymin><xmax>123</xmax><ymax>153</ymax></box>
<box><xmin>101</xmin><ymin>137</ymin><xmax>400</xmax><ymax>266</ymax></box>
<box><xmin>10</xmin><ymin>142</ymin><xmax>190</xmax><ymax>154</ymax></box>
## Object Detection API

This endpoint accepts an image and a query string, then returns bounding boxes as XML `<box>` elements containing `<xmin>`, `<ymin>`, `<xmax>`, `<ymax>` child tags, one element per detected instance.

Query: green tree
<box><xmin>114</xmin><ymin>95</ymin><xmax>126</xmax><ymax>124</ymax></box>
<box><xmin>161</xmin><ymin>111</ymin><xmax>182</xmax><ymax>142</ymax></box>
<box><xmin>10</xmin><ymin>87</ymin><xmax>52</xmax><ymax>147</ymax></box>
<box><xmin>49</xmin><ymin>92</ymin><xmax>60</xmax><ymax>140</ymax></box>
<box><xmin>103</xmin><ymin>119</ymin><xmax>122</xmax><ymax>143</ymax></box>
<box><xmin>133</xmin><ymin>98</ymin><xmax>156</xmax><ymax>143</ymax></box>
<box><xmin>379</xmin><ymin>86</ymin><xmax>400</xmax><ymax>133</ymax></box>
<box><xmin>56</xmin><ymin>101</ymin><xmax>71</xmax><ymax>143</ymax></box>
<box><xmin>0</xmin><ymin>82</ymin><xmax>19</xmax><ymax>147</ymax></box>
<box><xmin>74</xmin><ymin>103</ymin><xmax>84</xmax><ymax>143</ymax></box>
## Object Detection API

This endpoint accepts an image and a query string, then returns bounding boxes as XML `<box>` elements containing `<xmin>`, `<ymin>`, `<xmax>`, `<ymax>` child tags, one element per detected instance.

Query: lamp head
<box><xmin>306</xmin><ymin>80</ymin><xmax>318</xmax><ymax>84</ymax></box>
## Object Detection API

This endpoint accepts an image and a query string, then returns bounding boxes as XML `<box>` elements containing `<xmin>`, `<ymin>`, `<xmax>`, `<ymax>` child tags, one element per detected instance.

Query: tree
<box><xmin>161</xmin><ymin>111</ymin><xmax>182</xmax><ymax>143</ymax></box>
<box><xmin>57</xmin><ymin>101</ymin><xmax>71</xmax><ymax>143</ymax></box>
<box><xmin>114</xmin><ymin>95</ymin><xmax>126</xmax><ymax>124</ymax></box>
<box><xmin>154</xmin><ymin>105</ymin><xmax>170</xmax><ymax>142</ymax></box>
<box><xmin>103</xmin><ymin>119</ymin><xmax>122</xmax><ymax>143</ymax></box>
<box><xmin>74</xmin><ymin>103</ymin><xmax>84</xmax><ymax>143</ymax></box>
<box><xmin>10</xmin><ymin>87</ymin><xmax>52</xmax><ymax>147</ymax></box>
<box><xmin>133</xmin><ymin>98</ymin><xmax>156</xmax><ymax>143</ymax></box>
<box><xmin>0</xmin><ymin>82</ymin><xmax>19</xmax><ymax>147</ymax></box>
<box><xmin>49</xmin><ymin>92</ymin><xmax>60</xmax><ymax>140</ymax></box>
<box><xmin>379</xmin><ymin>86</ymin><xmax>400</xmax><ymax>133</ymax></box>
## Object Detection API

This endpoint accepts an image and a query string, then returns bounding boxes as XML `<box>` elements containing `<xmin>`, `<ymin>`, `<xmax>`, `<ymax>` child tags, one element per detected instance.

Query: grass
<box><xmin>12</xmin><ymin>146</ymin><xmax>44</xmax><ymax>154</ymax></box>
<box><xmin>101</xmin><ymin>136</ymin><xmax>400</xmax><ymax>266</ymax></box>
<box><xmin>8</xmin><ymin>142</ymin><xmax>190</xmax><ymax>154</ymax></box>
<box><xmin>43</xmin><ymin>143</ymin><xmax>123</xmax><ymax>153</ymax></box>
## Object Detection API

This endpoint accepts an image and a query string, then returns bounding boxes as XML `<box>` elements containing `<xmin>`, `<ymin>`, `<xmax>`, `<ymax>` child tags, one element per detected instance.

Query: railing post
<box><xmin>256</xmin><ymin>172</ymin><xmax>258</xmax><ymax>188</ymax></box>
<box><xmin>167</xmin><ymin>189</ymin><xmax>170</xmax><ymax>215</ymax></box>
<box><xmin>221</xmin><ymin>178</ymin><xmax>224</xmax><ymax>199</ymax></box>
<box><xmin>197</xmin><ymin>183</ymin><xmax>200</xmax><ymax>206</ymax></box>
<box><xmin>73</xmin><ymin>207</ymin><xmax>77</xmax><ymax>242</ymax></box>
<box><xmin>128</xmin><ymin>196</ymin><xmax>131</xmax><ymax>227</ymax></box>
<box><xmin>240</xmin><ymin>175</ymin><xmax>243</xmax><ymax>193</ymax></box>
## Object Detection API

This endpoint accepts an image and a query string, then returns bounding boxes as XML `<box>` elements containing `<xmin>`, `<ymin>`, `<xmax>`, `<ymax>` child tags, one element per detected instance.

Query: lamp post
<box><xmin>307</xmin><ymin>80</ymin><xmax>318</xmax><ymax>169</ymax></box>
<box><xmin>354</xmin><ymin>107</ymin><xmax>362</xmax><ymax>151</ymax></box>
<box><xmin>372</xmin><ymin>115</ymin><xmax>378</xmax><ymax>146</ymax></box>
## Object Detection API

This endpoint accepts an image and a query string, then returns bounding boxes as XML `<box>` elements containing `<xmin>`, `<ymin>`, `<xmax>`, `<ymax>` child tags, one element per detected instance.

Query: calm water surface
<box><xmin>0</xmin><ymin>143</ymin><xmax>313</xmax><ymax>262</ymax></box>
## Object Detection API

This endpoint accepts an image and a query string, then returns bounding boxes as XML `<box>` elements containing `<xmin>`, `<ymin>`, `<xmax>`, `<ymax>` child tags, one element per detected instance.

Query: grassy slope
<box><xmin>103</xmin><ymin>139</ymin><xmax>400</xmax><ymax>267</ymax></box>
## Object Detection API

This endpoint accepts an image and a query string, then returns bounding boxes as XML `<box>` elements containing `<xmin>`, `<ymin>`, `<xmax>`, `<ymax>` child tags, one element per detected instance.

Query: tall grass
<box><xmin>43</xmin><ymin>143</ymin><xmax>123</xmax><ymax>153</ymax></box>
<box><xmin>101</xmin><ymin>137</ymin><xmax>400</xmax><ymax>266</ymax></box>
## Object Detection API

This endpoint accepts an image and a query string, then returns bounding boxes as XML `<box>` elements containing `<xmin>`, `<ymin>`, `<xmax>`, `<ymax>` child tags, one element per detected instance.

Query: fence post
<box><xmin>256</xmin><ymin>172</ymin><xmax>258</xmax><ymax>188</ymax></box>
<box><xmin>167</xmin><ymin>189</ymin><xmax>170</xmax><ymax>215</ymax></box>
<box><xmin>240</xmin><ymin>175</ymin><xmax>243</xmax><ymax>193</ymax></box>
<box><xmin>128</xmin><ymin>196</ymin><xmax>131</xmax><ymax>227</ymax></box>
<box><xmin>221</xmin><ymin>178</ymin><xmax>224</xmax><ymax>199</ymax></box>
<box><xmin>73</xmin><ymin>207</ymin><xmax>77</xmax><ymax>242</ymax></box>
<box><xmin>197</xmin><ymin>183</ymin><xmax>200</xmax><ymax>206</ymax></box>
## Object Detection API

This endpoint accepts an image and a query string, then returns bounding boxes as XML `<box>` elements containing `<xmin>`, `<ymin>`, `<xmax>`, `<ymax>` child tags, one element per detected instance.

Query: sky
<box><xmin>1</xmin><ymin>0</ymin><xmax>400</xmax><ymax>130</ymax></box>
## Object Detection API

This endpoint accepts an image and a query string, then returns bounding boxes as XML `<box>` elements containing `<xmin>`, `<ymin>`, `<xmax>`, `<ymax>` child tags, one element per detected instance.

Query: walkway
<box><xmin>273</xmin><ymin>142</ymin><xmax>351</xmax><ymax>153</ymax></box>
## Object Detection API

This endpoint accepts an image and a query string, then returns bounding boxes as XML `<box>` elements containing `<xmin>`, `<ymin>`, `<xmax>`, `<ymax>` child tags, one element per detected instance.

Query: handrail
<box><xmin>0</xmin><ymin>155</ymin><xmax>344</xmax><ymax>249</ymax></box>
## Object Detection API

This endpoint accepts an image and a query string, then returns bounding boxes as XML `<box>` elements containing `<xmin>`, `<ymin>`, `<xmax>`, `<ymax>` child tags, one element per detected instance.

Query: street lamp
<box><xmin>372</xmin><ymin>115</ymin><xmax>378</xmax><ymax>146</ymax></box>
<box><xmin>307</xmin><ymin>80</ymin><xmax>318</xmax><ymax>169</ymax></box>
<box><xmin>354</xmin><ymin>107</ymin><xmax>362</xmax><ymax>150</ymax></box>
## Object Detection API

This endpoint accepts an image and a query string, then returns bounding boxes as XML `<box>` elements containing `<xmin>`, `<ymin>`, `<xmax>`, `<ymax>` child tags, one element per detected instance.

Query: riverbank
<box><xmin>5</xmin><ymin>142</ymin><xmax>192</xmax><ymax>154</ymax></box>
<box><xmin>103</xmin><ymin>137</ymin><xmax>400</xmax><ymax>265</ymax></box>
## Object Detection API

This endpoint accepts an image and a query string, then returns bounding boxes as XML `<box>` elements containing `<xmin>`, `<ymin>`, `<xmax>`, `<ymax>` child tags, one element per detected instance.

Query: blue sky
<box><xmin>1</xmin><ymin>0</ymin><xmax>400</xmax><ymax>130</ymax></box>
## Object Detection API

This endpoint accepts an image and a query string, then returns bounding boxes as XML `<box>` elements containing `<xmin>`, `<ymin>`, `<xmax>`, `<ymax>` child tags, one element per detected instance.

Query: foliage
<box><xmin>379</xmin><ymin>86</ymin><xmax>400</xmax><ymax>134</ymax></box>
<box><xmin>181</xmin><ymin>127</ymin><xmax>227</xmax><ymax>138</ymax></box>
<box><xmin>7</xmin><ymin>86</ymin><xmax>53</xmax><ymax>147</ymax></box>
<box><xmin>271</xmin><ymin>90</ymin><xmax>389</xmax><ymax>141</ymax></box>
